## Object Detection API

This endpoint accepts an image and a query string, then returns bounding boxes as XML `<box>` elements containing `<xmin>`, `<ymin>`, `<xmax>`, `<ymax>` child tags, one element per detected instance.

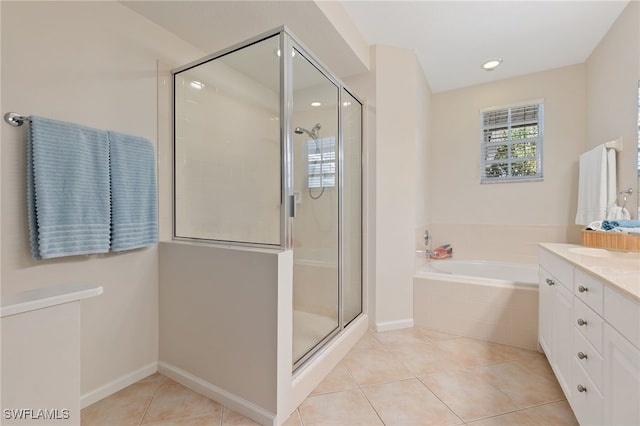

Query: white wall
<box><xmin>373</xmin><ymin>45</ymin><xmax>431</xmax><ymax>329</ymax></box>
<box><xmin>415</xmin><ymin>60</ymin><xmax>432</xmax><ymax>247</ymax></box>
<box><xmin>1</xmin><ymin>1</ymin><xmax>202</xmax><ymax>400</ymax></box>
<box><xmin>586</xmin><ymin>1</ymin><xmax>639</xmax><ymax>218</ymax></box>
<box><xmin>2</xmin><ymin>302</ymin><xmax>82</xmax><ymax>425</ymax></box>
<box><xmin>157</xmin><ymin>243</ymin><xmax>291</xmax><ymax>424</ymax></box>
<box><xmin>429</xmin><ymin>65</ymin><xmax>588</xmax><ymax>262</ymax></box>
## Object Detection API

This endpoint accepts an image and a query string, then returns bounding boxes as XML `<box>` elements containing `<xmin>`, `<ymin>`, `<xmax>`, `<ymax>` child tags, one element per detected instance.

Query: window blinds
<box><xmin>481</xmin><ymin>102</ymin><xmax>543</xmax><ymax>183</ymax></box>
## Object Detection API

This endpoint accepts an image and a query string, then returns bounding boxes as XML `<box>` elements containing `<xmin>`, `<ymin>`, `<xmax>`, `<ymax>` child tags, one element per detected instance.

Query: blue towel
<box><xmin>602</xmin><ymin>220</ymin><xmax>640</xmax><ymax>231</ymax></box>
<box><xmin>27</xmin><ymin>116</ymin><xmax>111</xmax><ymax>259</ymax></box>
<box><xmin>108</xmin><ymin>131</ymin><xmax>158</xmax><ymax>251</ymax></box>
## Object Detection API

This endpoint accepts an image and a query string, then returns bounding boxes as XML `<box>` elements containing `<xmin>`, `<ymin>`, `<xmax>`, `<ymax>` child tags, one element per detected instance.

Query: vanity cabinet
<box><xmin>603</xmin><ymin>323</ymin><xmax>640</xmax><ymax>425</ymax></box>
<box><xmin>539</xmin><ymin>245</ymin><xmax>640</xmax><ymax>426</ymax></box>
<box><xmin>539</xmin><ymin>249</ymin><xmax>574</xmax><ymax>397</ymax></box>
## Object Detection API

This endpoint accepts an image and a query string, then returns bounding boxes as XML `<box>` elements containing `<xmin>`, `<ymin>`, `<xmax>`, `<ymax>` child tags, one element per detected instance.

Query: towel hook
<box><xmin>4</xmin><ymin>112</ymin><xmax>28</xmax><ymax>127</ymax></box>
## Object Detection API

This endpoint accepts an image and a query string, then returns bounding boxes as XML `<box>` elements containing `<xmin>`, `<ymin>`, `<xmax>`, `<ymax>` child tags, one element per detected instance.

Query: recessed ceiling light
<box><xmin>310</xmin><ymin>102</ymin><xmax>322</xmax><ymax>107</ymax></box>
<box><xmin>482</xmin><ymin>59</ymin><xmax>503</xmax><ymax>71</ymax></box>
<box><xmin>190</xmin><ymin>80</ymin><xmax>205</xmax><ymax>90</ymax></box>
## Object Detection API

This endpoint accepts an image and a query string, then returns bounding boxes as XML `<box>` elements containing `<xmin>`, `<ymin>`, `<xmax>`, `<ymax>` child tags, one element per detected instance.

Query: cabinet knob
<box><xmin>577</xmin><ymin>318</ymin><xmax>588</xmax><ymax>326</ymax></box>
<box><xmin>545</xmin><ymin>278</ymin><xmax>555</xmax><ymax>286</ymax></box>
<box><xmin>577</xmin><ymin>352</ymin><xmax>588</xmax><ymax>360</ymax></box>
<box><xmin>578</xmin><ymin>285</ymin><xmax>588</xmax><ymax>293</ymax></box>
<box><xmin>577</xmin><ymin>384</ymin><xmax>587</xmax><ymax>393</ymax></box>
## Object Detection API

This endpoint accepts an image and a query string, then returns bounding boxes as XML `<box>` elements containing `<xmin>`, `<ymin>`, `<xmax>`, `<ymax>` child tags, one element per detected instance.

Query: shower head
<box><xmin>294</xmin><ymin>123</ymin><xmax>321</xmax><ymax>139</ymax></box>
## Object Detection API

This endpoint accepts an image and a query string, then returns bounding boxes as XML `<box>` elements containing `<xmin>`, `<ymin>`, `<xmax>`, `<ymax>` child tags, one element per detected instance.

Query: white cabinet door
<box><xmin>571</xmin><ymin>357</ymin><xmax>603</xmax><ymax>426</ymax></box>
<box><xmin>603</xmin><ymin>324</ymin><xmax>640</xmax><ymax>426</ymax></box>
<box><xmin>538</xmin><ymin>266</ymin><xmax>555</xmax><ymax>355</ymax></box>
<box><xmin>553</xmin><ymin>281</ymin><xmax>574</xmax><ymax>398</ymax></box>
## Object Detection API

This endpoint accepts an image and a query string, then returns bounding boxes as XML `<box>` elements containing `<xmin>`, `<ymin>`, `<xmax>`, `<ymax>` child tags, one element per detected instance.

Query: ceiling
<box><xmin>121</xmin><ymin>1</ymin><xmax>369</xmax><ymax>79</ymax></box>
<box><xmin>123</xmin><ymin>0</ymin><xmax>630</xmax><ymax>93</ymax></box>
<box><xmin>340</xmin><ymin>0</ymin><xmax>630</xmax><ymax>92</ymax></box>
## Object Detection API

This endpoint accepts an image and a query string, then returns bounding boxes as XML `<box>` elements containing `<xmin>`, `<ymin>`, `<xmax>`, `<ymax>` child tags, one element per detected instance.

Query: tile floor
<box><xmin>81</xmin><ymin>327</ymin><xmax>579</xmax><ymax>426</ymax></box>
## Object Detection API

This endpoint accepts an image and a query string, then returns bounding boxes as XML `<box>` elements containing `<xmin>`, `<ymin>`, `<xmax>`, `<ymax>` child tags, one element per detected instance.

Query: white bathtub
<box><xmin>414</xmin><ymin>259</ymin><xmax>539</xmax><ymax>350</ymax></box>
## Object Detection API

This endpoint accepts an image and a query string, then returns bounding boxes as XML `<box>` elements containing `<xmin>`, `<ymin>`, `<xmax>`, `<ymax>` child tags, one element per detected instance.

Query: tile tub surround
<box><xmin>419</xmin><ymin>224</ymin><xmax>583</xmax><ymax>264</ymax></box>
<box><xmin>83</xmin><ymin>327</ymin><xmax>578</xmax><ymax>426</ymax></box>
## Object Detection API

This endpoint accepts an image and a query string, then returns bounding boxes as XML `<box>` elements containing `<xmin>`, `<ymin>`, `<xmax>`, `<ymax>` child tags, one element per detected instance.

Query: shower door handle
<box><xmin>289</xmin><ymin>194</ymin><xmax>297</xmax><ymax>218</ymax></box>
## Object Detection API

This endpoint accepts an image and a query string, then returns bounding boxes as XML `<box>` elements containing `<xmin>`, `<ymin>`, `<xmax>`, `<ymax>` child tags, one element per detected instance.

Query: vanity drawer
<box><xmin>574</xmin><ymin>297</ymin><xmax>604</xmax><ymax>354</ymax></box>
<box><xmin>571</xmin><ymin>358</ymin><xmax>603</xmax><ymax>426</ymax></box>
<box><xmin>574</xmin><ymin>268</ymin><xmax>604</xmax><ymax>316</ymax></box>
<box><xmin>540</xmin><ymin>249</ymin><xmax>573</xmax><ymax>289</ymax></box>
<box><xmin>573</xmin><ymin>327</ymin><xmax>603</xmax><ymax>390</ymax></box>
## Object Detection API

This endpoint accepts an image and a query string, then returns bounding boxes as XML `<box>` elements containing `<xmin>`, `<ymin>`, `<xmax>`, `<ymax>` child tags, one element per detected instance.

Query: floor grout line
<box><xmin>137</xmin><ymin>375</ymin><xmax>165</xmax><ymax>426</ymax></box>
<box><xmin>414</xmin><ymin>375</ymin><xmax>465</xmax><ymax>425</ymax></box>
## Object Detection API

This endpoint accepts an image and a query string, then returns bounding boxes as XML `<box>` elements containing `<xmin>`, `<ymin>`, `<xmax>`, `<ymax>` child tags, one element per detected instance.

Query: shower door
<box><xmin>291</xmin><ymin>48</ymin><xmax>340</xmax><ymax>368</ymax></box>
<box><xmin>172</xmin><ymin>27</ymin><xmax>362</xmax><ymax>372</ymax></box>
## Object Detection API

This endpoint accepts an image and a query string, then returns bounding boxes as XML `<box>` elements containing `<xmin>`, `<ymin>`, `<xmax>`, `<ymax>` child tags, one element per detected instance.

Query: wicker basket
<box><xmin>581</xmin><ymin>230</ymin><xmax>640</xmax><ymax>252</ymax></box>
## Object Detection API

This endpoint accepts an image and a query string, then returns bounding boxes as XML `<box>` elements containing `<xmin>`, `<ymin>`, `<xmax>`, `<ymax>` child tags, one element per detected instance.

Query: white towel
<box><xmin>587</xmin><ymin>221</ymin><xmax>603</xmax><ymax>231</ymax></box>
<box><xmin>575</xmin><ymin>145</ymin><xmax>612</xmax><ymax>225</ymax></box>
<box><xmin>606</xmin><ymin>205</ymin><xmax>630</xmax><ymax>220</ymax></box>
<box><xmin>606</xmin><ymin>149</ymin><xmax>617</xmax><ymax>211</ymax></box>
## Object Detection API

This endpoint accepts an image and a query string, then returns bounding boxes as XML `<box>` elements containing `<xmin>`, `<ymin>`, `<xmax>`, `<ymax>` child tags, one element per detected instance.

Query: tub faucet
<box><xmin>416</xmin><ymin>248</ymin><xmax>436</xmax><ymax>256</ymax></box>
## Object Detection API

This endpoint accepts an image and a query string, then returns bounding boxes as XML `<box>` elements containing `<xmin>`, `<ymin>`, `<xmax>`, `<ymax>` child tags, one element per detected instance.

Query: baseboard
<box><xmin>376</xmin><ymin>318</ymin><xmax>414</xmax><ymax>332</ymax></box>
<box><xmin>158</xmin><ymin>361</ymin><xmax>275</xmax><ymax>426</ymax></box>
<box><xmin>81</xmin><ymin>362</ymin><xmax>158</xmax><ymax>408</ymax></box>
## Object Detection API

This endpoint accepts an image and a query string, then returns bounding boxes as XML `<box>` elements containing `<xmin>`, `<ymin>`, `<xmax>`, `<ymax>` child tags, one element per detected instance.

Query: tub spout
<box><xmin>416</xmin><ymin>249</ymin><xmax>436</xmax><ymax>256</ymax></box>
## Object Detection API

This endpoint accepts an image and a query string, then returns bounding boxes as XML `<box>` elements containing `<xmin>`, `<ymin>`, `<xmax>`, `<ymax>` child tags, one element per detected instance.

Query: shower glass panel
<box><xmin>173</xmin><ymin>28</ymin><xmax>364</xmax><ymax>372</ymax></box>
<box><xmin>342</xmin><ymin>89</ymin><xmax>363</xmax><ymax>325</ymax></box>
<box><xmin>291</xmin><ymin>48</ymin><xmax>340</xmax><ymax>367</ymax></box>
<box><xmin>174</xmin><ymin>35</ymin><xmax>281</xmax><ymax>245</ymax></box>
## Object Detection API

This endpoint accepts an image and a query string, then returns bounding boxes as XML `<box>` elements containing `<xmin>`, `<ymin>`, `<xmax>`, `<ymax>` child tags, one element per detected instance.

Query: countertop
<box><xmin>1</xmin><ymin>282</ymin><xmax>103</xmax><ymax>318</ymax></box>
<box><xmin>539</xmin><ymin>243</ymin><xmax>640</xmax><ymax>302</ymax></box>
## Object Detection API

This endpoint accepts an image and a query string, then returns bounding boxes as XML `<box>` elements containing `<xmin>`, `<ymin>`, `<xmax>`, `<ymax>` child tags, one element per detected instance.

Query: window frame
<box><xmin>480</xmin><ymin>100</ymin><xmax>544</xmax><ymax>184</ymax></box>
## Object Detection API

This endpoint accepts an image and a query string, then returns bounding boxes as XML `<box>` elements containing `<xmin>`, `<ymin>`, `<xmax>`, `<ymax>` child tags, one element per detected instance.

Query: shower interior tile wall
<box><xmin>174</xmin><ymin>73</ymin><xmax>281</xmax><ymax>243</ymax></box>
<box><xmin>418</xmin><ymin>224</ymin><xmax>582</xmax><ymax>263</ymax></box>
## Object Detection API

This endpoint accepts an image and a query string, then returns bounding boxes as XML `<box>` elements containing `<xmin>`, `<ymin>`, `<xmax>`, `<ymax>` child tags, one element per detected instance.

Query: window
<box><xmin>308</xmin><ymin>136</ymin><xmax>336</xmax><ymax>188</ymax></box>
<box><xmin>481</xmin><ymin>101</ymin><xmax>543</xmax><ymax>183</ymax></box>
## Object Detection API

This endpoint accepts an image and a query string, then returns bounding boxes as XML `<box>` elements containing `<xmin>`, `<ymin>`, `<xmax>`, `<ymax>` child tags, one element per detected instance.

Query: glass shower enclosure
<box><xmin>173</xmin><ymin>28</ymin><xmax>362</xmax><ymax>371</ymax></box>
